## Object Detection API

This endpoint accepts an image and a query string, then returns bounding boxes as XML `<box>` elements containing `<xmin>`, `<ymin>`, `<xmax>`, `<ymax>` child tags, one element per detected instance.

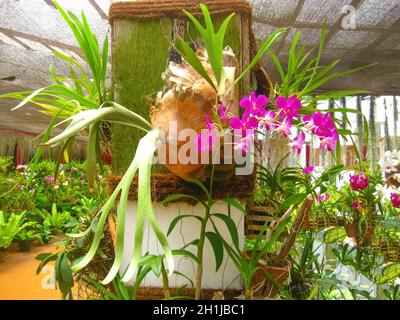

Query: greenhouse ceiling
<box><xmin>0</xmin><ymin>0</ymin><xmax>399</xmax><ymax>133</ymax></box>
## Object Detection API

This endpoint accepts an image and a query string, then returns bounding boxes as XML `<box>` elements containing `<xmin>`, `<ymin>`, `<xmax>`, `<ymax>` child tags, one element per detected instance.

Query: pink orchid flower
<box><xmin>303</xmin><ymin>166</ymin><xmax>315</xmax><ymax>174</ymax></box>
<box><xmin>240</xmin><ymin>91</ymin><xmax>268</xmax><ymax>118</ymax></box>
<box><xmin>218</xmin><ymin>104</ymin><xmax>229</xmax><ymax>121</ymax></box>
<box><xmin>276</xmin><ymin>95</ymin><xmax>302</xmax><ymax>119</ymax></box>
<box><xmin>230</xmin><ymin>115</ymin><xmax>259</xmax><ymax>132</ymax></box>
<box><xmin>288</xmin><ymin>131</ymin><xmax>306</xmax><ymax>154</ymax></box>
<box><xmin>260</xmin><ymin>110</ymin><xmax>276</xmax><ymax>131</ymax></box>
<box><xmin>391</xmin><ymin>193</ymin><xmax>400</xmax><ymax>208</ymax></box>
<box><xmin>275</xmin><ymin>117</ymin><xmax>292</xmax><ymax>137</ymax></box>
<box><xmin>349</xmin><ymin>172</ymin><xmax>369</xmax><ymax>191</ymax></box>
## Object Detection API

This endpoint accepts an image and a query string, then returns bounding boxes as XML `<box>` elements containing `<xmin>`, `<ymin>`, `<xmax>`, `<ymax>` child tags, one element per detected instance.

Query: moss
<box><xmin>111</xmin><ymin>19</ymin><xmax>172</xmax><ymax>174</ymax></box>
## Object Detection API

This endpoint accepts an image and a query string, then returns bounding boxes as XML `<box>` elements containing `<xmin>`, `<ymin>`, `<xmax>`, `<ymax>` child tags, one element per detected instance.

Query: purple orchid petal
<box><xmin>255</xmin><ymin>94</ymin><xmax>268</xmax><ymax>108</ymax></box>
<box><xmin>230</xmin><ymin>116</ymin><xmax>242</xmax><ymax>130</ymax></box>
<box><xmin>240</xmin><ymin>96</ymin><xmax>252</xmax><ymax>109</ymax></box>
<box><xmin>276</xmin><ymin>96</ymin><xmax>287</xmax><ymax>110</ymax></box>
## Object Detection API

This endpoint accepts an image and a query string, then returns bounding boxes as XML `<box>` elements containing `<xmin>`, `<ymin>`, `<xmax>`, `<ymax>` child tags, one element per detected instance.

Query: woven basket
<box><xmin>245</xmin><ymin>206</ymin><xmax>277</xmax><ymax>240</ymax></box>
<box><xmin>303</xmin><ymin>214</ymin><xmax>345</xmax><ymax>231</ymax></box>
<box><xmin>372</xmin><ymin>239</ymin><xmax>400</xmax><ymax>262</ymax></box>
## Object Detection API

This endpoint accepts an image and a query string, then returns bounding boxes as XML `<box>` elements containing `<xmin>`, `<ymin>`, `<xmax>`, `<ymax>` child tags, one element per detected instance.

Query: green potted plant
<box><xmin>0</xmin><ymin>211</ymin><xmax>30</xmax><ymax>260</ymax></box>
<box><xmin>337</xmin><ymin>164</ymin><xmax>384</xmax><ymax>246</ymax></box>
<box><xmin>37</xmin><ymin>204</ymin><xmax>70</xmax><ymax>235</ymax></box>
<box><xmin>15</xmin><ymin>224</ymin><xmax>42</xmax><ymax>252</ymax></box>
<box><xmin>247</xmin><ymin>156</ymin><xmax>305</xmax><ymax>239</ymax></box>
<box><xmin>213</xmin><ymin>205</ymin><xmax>291</xmax><ymax>299</ymax></box>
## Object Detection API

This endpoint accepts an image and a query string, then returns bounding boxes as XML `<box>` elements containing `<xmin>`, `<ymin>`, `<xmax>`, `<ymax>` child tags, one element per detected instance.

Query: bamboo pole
<box><xmin>368</xmin><ymin>96</ymin><xmax>378</xmax><ymax>163</ymax></box>
<box><xmin>277</xmin><ymin>199</ymin><xmax>313</xmax><ymax>261</ymax></box>
<box><xmin>394</xmin><ymin>96</ymin><xmax>399</xmax><ymax>149</ymax></box>
<box><xmin>356</xmin><ymin>96</ymin><xmax>364</xmax><ymax>161</ymax></box>
<box><xmin>384</xmin><ymin>98</ymin><xmax>392</xmax><ymax>152</ymax></box>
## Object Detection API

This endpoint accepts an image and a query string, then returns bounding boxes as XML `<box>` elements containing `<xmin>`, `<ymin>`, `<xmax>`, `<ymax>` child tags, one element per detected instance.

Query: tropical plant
<box><xmin>15</xmin><ymin>223</ymin><xmax>42</xmax><ymax>242</ymax></box>
<box><xmin>266</xmin><ymin>22</ymin><xmax>372</xmax><ymax>163</ymax></box>
<box><xmin>213</xmin><ymin>206</ymin><xmax>291</xmax><ymax>299</ymax></box>
<box><xmin>37</xmin><ymin>204</ymin><xmax>71</xmax><ymax>233</ymax></box>
<box><xmin>163</xmin><ymin>173</ymin><xmax>248</xmax><ymax>300</ymax></box>
<box><xmin>0</xmin><ymin>3</ymin><xmax>286</xmax><ymax>288</ymax></box>
<box><xmin>0</xmin><ymin>211</ymin><xmax>30</xmax><ymax>249</ymax></box>
<box><xmin>87</xmin><ymin>249</ymin><xmax>198</xmax><ymax>300</ymax></box>
<box><xmin>0</xmin><ymin>156</ymin><xmax>13</xmax><ymax>175</ymax></box>
<box><xmin>36</xmin><ymin>251</ymin><xmax>74</xmax><ymax>299</ymax></box>
<box><xmin>175</xmin><ymin>5</ymin><xmax>285</xmax><ymax>95</ymax></box>
<box><xmin>0</xmin><ymin>1</ymin><xmax>109</xmax><ymax>119</ymax></box>
<box><xmin>84</xmin><ymin>274</ymin><xmax>137</xmax><ymax>300</ymax></box>
<box><xmin>380</xmin><ymin>283</ymin><xmax>400</xmax><ymax>300</ymax></box>
<box><xmin>254</xmin><ymin>156</ymin><xmax>307</xmax><ymax>217</ymax></box>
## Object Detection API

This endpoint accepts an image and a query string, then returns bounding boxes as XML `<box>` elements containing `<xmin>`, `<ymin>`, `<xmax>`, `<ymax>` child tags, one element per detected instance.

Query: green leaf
<box><xmin>11</xmin><ymin>87</ymin><xmax>49</xmax><ymax>111</ymax></box>
<box><xmin>279</xmin><ymin>193</ymin><xmax>306</xmax><ymax>210</ymax></box>
<box><xmin>167</xmin><ymin>214</ymin><xmax>202</xmax><ymax>237</ymax></box>
<box><xmin>323</xmin><ymin>227</ymin><xmax>347</xmax><ymax>244</ymax></box>
<box><xmin>147</xmin><ymin>256</ymin><xmax>163</xmax><ymax>278</ymax></box>
<box><xmin>319</xmin><ymin>165</ymin><xmax>345</xmax><ymax>182</ymax></box>
<box><xmin>376</xmin><ymin>263</ymin><xmax>400</xmax><ymax>285</ymax></box>
<box><xmin>186</xmin><ymin>178</ymin><xmax>211</xmax><ymax>200</ymax></box>
<box><xmin>122</xmin><ymin>130</ymin><xmax>173</xmax><ymax>283</ymax></box>
<box><xmin>236</xmin><ymin>28</ymin><xmax>286</xmax><ymax>84</ymax></box>
<box><xmin>211</xmin><ymin>213</ymin><xmax>240</xmax><ymax>250</ymax></box>
<box><xmin>174</xmin><ymin>39</ymin><xmax>216</xmax><ymax>91</ymax></box>
<box><xmin>171</xmin><ymin>249</ymin><xmax>199</xmax><ymax>264</ymax></box>
<box><xmin>163</xmin><ymin>193</ymin><xmax>206</xmax><ymax>208</ymax></box>
<box><xmin>181</xmin><ymin>4</ymin><xmax>235</xmax><ymax>86</ymax></box>
<box><xmin>205</xmin><ymin>231</ymin><xmax>224</xmax><ymax>272</ymax></box>
<box><xmin>222</xmin><ymin>198</ymin><xmax>247</xmax><ymax>214</ymax></box>
<box><xmin>35</xmin><ymin>253</ymin><xmax>57</xmax><ymax>275</ymax></box>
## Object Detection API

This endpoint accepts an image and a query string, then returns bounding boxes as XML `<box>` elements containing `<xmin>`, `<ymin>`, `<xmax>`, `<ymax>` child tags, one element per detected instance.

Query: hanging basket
<box><xmin>303</xmin><ymin>213</ymin><xmax>345</xmax><ymax>231</ymax></box>
<box><xmin>374</xmin><ymin>239</ymin><xmax>400</xmax><ymax>262</ymax></box>
<box><xmin>356</xmin><ymin>215</ymin><xmax>379</xmax><ymax>248</ymax></box>
<box><xmin>245</xmin><ymin>205</ymin><xmax>277</xmax><ymax>240</ymax></box>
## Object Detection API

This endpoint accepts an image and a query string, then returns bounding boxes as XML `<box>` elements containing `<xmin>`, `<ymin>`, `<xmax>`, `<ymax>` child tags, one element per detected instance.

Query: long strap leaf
<box><xmin>122</xmin><ymin>129</ymin><xmax>173</xmax><ymax>282</ymax></box>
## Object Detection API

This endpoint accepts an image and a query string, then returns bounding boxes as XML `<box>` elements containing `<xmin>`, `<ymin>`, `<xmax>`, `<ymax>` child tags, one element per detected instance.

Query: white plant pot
<box><xmin>120</xmin><ymin>200</ymin><xmax>244</xmax><ymax>290</ymax></box>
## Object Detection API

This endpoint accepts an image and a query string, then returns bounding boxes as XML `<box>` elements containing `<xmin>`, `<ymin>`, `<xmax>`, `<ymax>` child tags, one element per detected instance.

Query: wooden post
<box><xmin>277</xmin><ymin>198</ymin><xmax>313</xmax><ymax>261</ymax></box>
<box><xmin>393</xmin><ymin>96</ymin><xmax>398</xmax><ymax>149</ymax></box>
<box><xmin>109</xmin><ymin>0</ymin><xmax>250</xmax><ymax>175</ymax></box>
<box><xmin>340</xmin><ymin>97</ymin><xmax>347</xmax><ymax>165</ymax></box>
<box><xmin>356</xmin><ymin>96</ymin><xmax>364</xmax><ymax>161</ymax></box>
<box><xmin>384</xmin><ymin>98</ymin><xmax>392</xmax><ymax>152</ymax></box>
<box><xmin>110</xmin><ymin>1</ymin><xmax>171</xmax><ymax>174</ymax></box>
<box><xmin>369</xmin><ymin>96</ymin><xmax>380</xmax><ymax>163</ymax></box>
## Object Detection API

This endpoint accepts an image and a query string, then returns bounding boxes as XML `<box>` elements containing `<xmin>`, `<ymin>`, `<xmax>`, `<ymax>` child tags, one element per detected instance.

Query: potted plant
<box><xmin>15</xmin><ymin>224</ymin><xmax>42</xmax><ymax>252</ymax></box>
<box><xmin>0</xmin><ymin>211</ymin><xmax>30</xmax><ymax>260</ymax></box>
<box><xmin>214</xmin><ymin>207</ymin><xmax>292</xmax><ymax>299</ymax></box>
<box><xmin>337</xmin><ymin>165</ymin><xmax>385</xmax><ymax>246</ymax></box>
<box><xmin>305</xmin><ymin>190</ymin><xmax>345</xmax><ymax>231</ymax></box>
<box><xmin>217</xmin><ymin>198</ymin><xmax>313</xmax><ymax>299</ymax></box>
<box><xmin>37</xmin><ymin>204</ymin><xmax>70</xmax><ymax>235</ymax></box>
<box><xmin>247</xmin><ymin>157</ymin><xmax>306</xmax><ymax>239</ymax></box>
